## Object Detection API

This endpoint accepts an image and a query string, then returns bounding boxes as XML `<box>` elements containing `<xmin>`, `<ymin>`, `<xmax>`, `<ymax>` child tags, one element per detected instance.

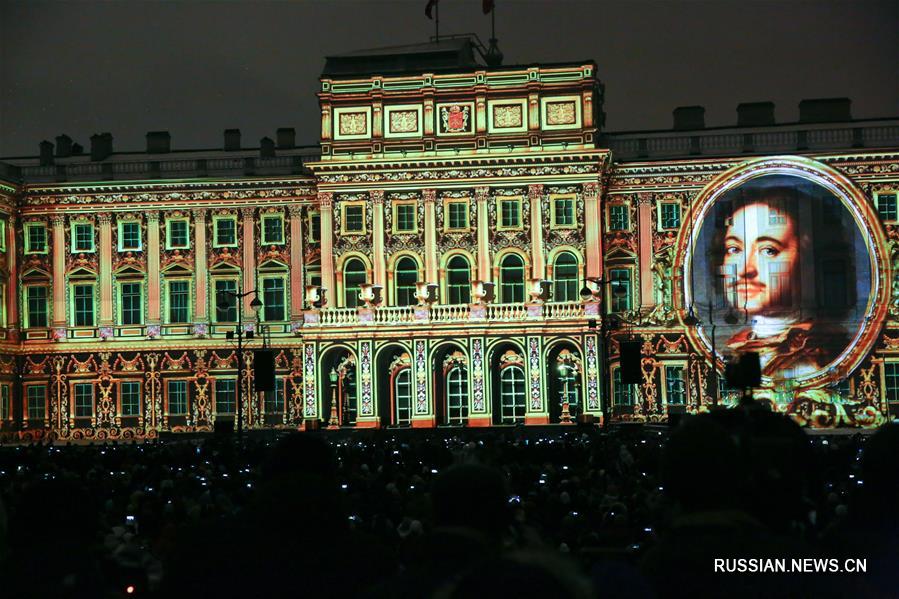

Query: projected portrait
<box><xmin>686</xmin><ymin>172</ymin><xmax>874</xmax><ymax>385</ymax></box>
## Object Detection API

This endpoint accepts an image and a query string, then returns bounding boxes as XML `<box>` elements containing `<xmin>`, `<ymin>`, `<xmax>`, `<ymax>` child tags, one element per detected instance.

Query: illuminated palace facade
<box><xmin>1</xmin><ymin>44</ymin><xmax>898</xmax><ymax>440</ymax></box>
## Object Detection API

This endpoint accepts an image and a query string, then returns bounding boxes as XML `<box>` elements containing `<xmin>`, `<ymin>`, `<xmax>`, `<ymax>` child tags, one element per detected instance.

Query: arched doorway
<box><xmin>431</xmin><ymin>343</ymin><xmax>468</xmax><ymax>426</ymax></box>
<box><xmin>546</xmin><ymin>342</ymin><xmax>583</xmax><ymax>423</ymax></box>
<box><xmin>375</xmin><ymin>344</ymin><xmax>412</xmax><ymax>427</ymax></box>
<box><xmin>320</xmin><ymin>345</ymin><xmax>358</xmax><ymax>427</ymax></box>
<box><xmin>488</xmin><ymin>341</ymin><xmax>527</xmax><ymax>425</ymax></box>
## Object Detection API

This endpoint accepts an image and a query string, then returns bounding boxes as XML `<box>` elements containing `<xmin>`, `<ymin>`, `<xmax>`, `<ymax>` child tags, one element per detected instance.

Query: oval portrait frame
<box><xmin>675</xmin><ymin>156</ymin><xmax>889</xmax><ymax>389</ymax></box>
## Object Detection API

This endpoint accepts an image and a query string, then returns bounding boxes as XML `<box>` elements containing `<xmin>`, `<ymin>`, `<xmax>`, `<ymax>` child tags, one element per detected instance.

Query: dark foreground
<box><xmin>0</xmin><ymin>411</ymin><xmax>896</xmax><ymax>598</ymax></box>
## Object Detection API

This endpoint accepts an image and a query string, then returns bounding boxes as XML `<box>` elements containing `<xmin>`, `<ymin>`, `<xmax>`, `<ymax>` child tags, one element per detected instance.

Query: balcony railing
<box><xmin>307</xmin><ymin>301</ymin><xmax>586</xmax><ymax>327</ymax></box>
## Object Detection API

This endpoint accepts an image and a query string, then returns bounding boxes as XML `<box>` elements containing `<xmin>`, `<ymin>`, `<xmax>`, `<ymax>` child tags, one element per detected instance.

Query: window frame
<box><xmin>117</xmin><ymin>280</ymin><xmax>144</xmax><ymax>326</ymax></box>
<box><xmin>263</xmin><ymin>377</ymin><xmax>286</xmax><ymax>416</ymax></box>
<box><xmin>25</xmin><ymin>384</ymin><xmax>48</xmax><ymax>422</ymax></box>
<box><xmin>72</xmin><ymin>381</ymin><xmax>95</xmax><ymax>418</ymax></box>
<box><xmin>612</xmin><ymin>367</ymin><xmax>635</xmax><ymax>406</ymax></box>
<box><xmin>607</xmin><ymin>203</ymin><xmax>630</xmax><ymax>232</ymax></box>
<box><xmin>875</xmin><ymin>192</ymin><xmax>898</xmax><ymax>224</ymax></box>
<box><xmin>165</xmin><ymin>278</ymin><xmax>193</xmax><ymax>324</ymax></box>
<box><xmin>0</xmin><ymin>219</ymin><xmax>7</xmax><ymax>252</ymax></box>
<box><xmin>24</xmin><ymin>222</ymin><xmax>48</xmax><ymax>254</ymax></box>
<box><xmin>117</xmin><ymin>220</ymin><xmax>143</xmax><ymax>252</ymax></box>
<box><xmin>607</xmin><ymin>267</ymin><xmax>634</xmax><ymax>313</ymax></box>
<box><xmin>0</xmin><ymin>383</ymin><xmax>10</xmax><ymax>420</ymax></box>
<box><xmin>444</xmin><ymin>199</ymin><xmax>470</xmax><ymax>232</ymax></box>
<box><xmin>260</xmin><ymin>274</ymin><xmax>288</xmax><ymax>322</ymax></box>
<box><xmin>212</xmin><ymin>277</ymin><xmax>240</xmax><ymax>323</ymax></box>
<box><xmin>71</xmin><ymin>221</ymin><xmax>96</xmax><ymax>253</ymax></box>
<box><xmin>446</xmin><ymin>366</ymin><xmax>468</xmax><ymax>425</ymax></box>
<box><xmin>499</xmin><ymin>364</ymin><xmax>527</xmax><ymax>424</ymax></box>
<box><xmin>261</xmin><ymin>213</ymin><xmax>285</xmax><ymax>245</ymax></box>
<box><xmin>445</xmin><ymin>254</ymin><xmax>472</xmax><ymax>305</ymax></box>
<box><xmin>662</xmin><ymin>363</ymin><xmax>687</xmax><ymax>405</ymax></box>
<box><xmin>70</xmin><ymin>282</ymin><xmax>96</xmax><ymax>327</ymax></box>
<box><xmin>393</xmin><ymin>256</ymin><xmax>420</xmax><ymax>307</ymax></box>
<box><xmin>881</xmin><ymin>361</ymin><xmax>899</xmax><ymax>406</ymax></box>
<box><xmin>166</xmin><ymin>217</ymin><xmax>191</xmax><ymax>250</ymax></box>
<box><xmin>393</xmin><ymin>367</ymin><xmax>413</xmax><ymax>426</ymax></box>
<box><xmin>392</xmin><ymin>201</ymin><xmax>419</xmax><ymax>234</ymax></box>
<box><xmin>342</xmin><ymin>258</ymin><xmax>368</xmax><ymax>308</ymax></box>
<box><xmin>498</xmin><ymin>253</ymin><xmax>526</xmax><ymax>304</ymax></box>
<box><xmin>497</xmin><ymin>197</ymin><xmax>523</xmax><ymax>231</ymax></box>
<box><xmin>658</xmin><ymin>202</ymin><xmax>681</xmax><ymax>231</ymax></box>
<box><xmin>165</xmin><ymin>379</ymin><xmax>190</xmax><ymax>416</ymax></box>
<box><xmin>214</xmin><ymin>378</ymin><xmax>237</xmax><ymax>415</ymax></box>
<box><xmin>118</xmin><ymin>380</ymin><xmax>142</xmax><ymax>417</ymax></box>
<box><xmin>212</xmin><ymin>215</ymin><xmax>239</xmax><ymax>248</ymax></box>
<box><xmin>341</xmin><ymin>202</ymin><xmax>367</xmax><ymax>235</ymax></box>
<box><xmin>24</xmin><ymin>284</ymin><xmax>50</xmax><ymax>329</ymax></box>
<box><xmin>307</xmin><ymin>210</ymin><xmax>321</xmax><ymax>242</ymax></box>
<box><xmin>550</xmin><ymin>195</ymin><xmax>577</xmax><ymax>229</ymax></box>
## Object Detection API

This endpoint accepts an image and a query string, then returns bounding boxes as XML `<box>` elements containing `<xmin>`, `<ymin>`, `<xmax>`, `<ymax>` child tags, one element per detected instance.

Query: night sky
<box><xmin>1</xmin><ymin>0</ymin><xmax>896</xmax><ymax>158</ymax></box>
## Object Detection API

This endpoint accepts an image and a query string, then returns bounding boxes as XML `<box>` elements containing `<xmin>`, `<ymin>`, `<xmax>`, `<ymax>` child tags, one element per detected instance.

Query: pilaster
<box><xmin>318</xmin><ymin>192</ymin><xmax>336</xmax><ymax>307</ymax></box>
<box><xmin>289</xmin><ymin>205</ymin><xmax>305</xmax><ymax>321</ymax></box>
<box><xmin>98</xmin><ymin>213</ymin><xmax>113</xmax><ymax>326</ymax></box>
<box><xmin>193</xmin><ymin>209</ymin><xmax>208</xmax><ymax>322</ymax></box>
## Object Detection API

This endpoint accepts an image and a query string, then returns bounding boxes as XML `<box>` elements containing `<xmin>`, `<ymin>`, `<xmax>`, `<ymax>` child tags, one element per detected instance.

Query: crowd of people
<box><xmin>0</xmin><ymin>409</ymin><xmax>896</xmax><ymax>598</ymax></box>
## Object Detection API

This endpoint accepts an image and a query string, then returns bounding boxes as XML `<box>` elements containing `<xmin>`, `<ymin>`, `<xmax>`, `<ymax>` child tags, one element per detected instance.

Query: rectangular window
<box><xmin>26</xmin><ymin>286</ymin><xmax>49</xmax><ymax>328</ymax></box>
<box><xmin>309</xmin><ymin>211</ymin><xmax>321</xmax><ymax>242</ymax></box>
<box><xmin>72</xmin><ymin>222</ymin><xmax>95</xmax><ymax>252</ymax></box>
<box><xmin>167</xmin><ymin>219</ymin><xmax>190</xmax><ymax>249</ymax></box>
<box><xmin>609</xmin><ymin>205</ymin><xmax>629</xmax><ymax>231</ymax></box>
<box><xmin>884</xmin><ymin>363</ymin><xmax>899</xmax><ymax>404</ymax></box>
<box><xmin>613</xmin><ymin>369</ymin><xmax>634</xmax><ymax>405</ymax></box>
<box><xmin>609</xmin><ymin>268</ymin><xmax>632</xmax><ymax>313</ymax></box>
<box><xmin>262</xmin><ymin>277</ymin><xmax>286</xmax><ymax>321</ymax></box>
<box><xmin>264</xmin><ymin>378</ymin><xmax>285</xmax><ymax>414</ymax></box>
<box><xmin>877</xmin><ymin>193</ymin><xmax>898</xmax><ymax>223</ymax></box>
<box><xmin>73</xmin><ymin>284</ymin><xmax>95</xmax><ymax>327</ymax></box>
<box><xmin>0</xmin><ymin>219</ymin><xmax>6</xmax><ymax>252</ymax></box>
<box><xmin>120</xmin><ymin>282</ymin><xmax>143</xmax><ymax>325</ymax></box>
<box><xmin>119</xmin><ymin>221</ymin><xmax>141</xmax><ymax>251</ymax></box>
<box><xmin>25</xmin><ymin>223</ymin><xmax>47</xmax><ymax>254</ymax></box>
<box><xmin>499</xmin><ymin>199</ymin><xmax>522</xmax><ymax>229</ymax></box>
<box><xmin>660</xmin><ymin>203</ymin><xmax>681</xmax><ymax>229</ymax></box>
<box><xmin>447</xmin><ymin>201</ymin><xmax>469</xmax><ymax>230</ymax></box>
<box><xmin>214</xmin><ymin>279</ymin><xmax>238</xmax><ymax>322</ymax></box>
<box><xmin>214</xmin><ymin>217</ymin><xmax>238</xmax><ymax>247</ymax></box>
<box><xmin>394</xmin><ymin>203</ymin><xmax>417</xmax><ymax>233</ymax></box>
<box><xmin>665</xmin><ymin>366</ymin><xmax>686</xmax><ymax>404</ymax></box>
<box><xmin>343</xmin><ymin>205</ymin><xmax>365</xmax><ymax>233</ymax></box>
<box><xmin>215</xmin><ymin>379</ymin><xmax>236</xmax><ymax>414</ymax></box>
<box><xmin>167</xmin><ymin>380</ymin><xmax>188</xmax><ymax>415</ymax></box>
<box><xmin>0</xmin><ymin>385</ymin><xmax>9</xmax><ymax>419</ymax></box>
<box><xmin>27</xmin><ymin>386</ymin><xmax>46</xmax><ymax>420</ymax></box>
<box><xmin>167</xmin><ymin>280</ymin><xmax>190</xmax><ymax>323</ymax></box>
<box><xmin>553</xmin><ymin>197</ymin><xmax>575</xmax><ymax>227</ymax></box>
<box><xmin>262</xmin><ymin>215</ymin><xmax>284</xmax><ymax>245</ymax></box>
<box><xmin>74</xmin><ymin>383</ymin><xmax>94</xmax><ymax>418</ymax></box>
<box><xmin>120</xmin><ymin>381</ymin><xmax>141</xmax><ymax>416</ymax></box>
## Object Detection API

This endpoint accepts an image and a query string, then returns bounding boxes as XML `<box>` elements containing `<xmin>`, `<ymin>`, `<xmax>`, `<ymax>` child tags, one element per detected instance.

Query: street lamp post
<box><xmin>217</xmin><ymin>287</ymin><xmax>263</xmax><ymax>442</ymax></box>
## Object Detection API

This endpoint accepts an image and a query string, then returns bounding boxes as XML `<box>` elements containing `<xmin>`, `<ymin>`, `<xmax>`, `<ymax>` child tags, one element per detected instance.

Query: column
<box><xmin>475</xmin><ymin>186</ymin><xmax>490</xmax><ymax>281</ymax></box>
<box><xmin>411</xmin><ymin>338</ymin><xmax>435</xmax><ymax>427</ymax></box>
<box><xmin>318</xmin><ymin>193</ymin><xmax>336</xmax><ymax>307</ymax></box>
<box><xmin>528</xmin><ymin>184</ymin><xmax>545</xmax><ymax>279</ymax></box>
<box><xmin>241</xmin><ymin>207</ymin><xmax>256</xmax><ymax>316</ymax></box>
<box><xmin>524</xmin><ymin>336</ymin><xmax>549</xmax><ymax>424</ymax></box>
<box><xmin>371</xmin><ymin>190</ymin><xmax>386</xmax><ymax>287</ymax></box>
<box><xmin>288</xmin><ymin>205</ymin><xmax>305</xmax><ymax>320</ymax></box>
<box><xmin>193</xmin><ymin>209</ymin><xmax>208</xmax><ymax>323</ymax></box>
<box><xmin>467</xmin><ymin>337</ymin><xmax>491</xmax><ymax>426</ymax></box>
<box><xmin>583</xmin><ymin>182</ymin><xmax>601</xmax><ymax>279</ymax></box>
<box><xmin>51</xmin><ymin>215</ymin><xmax>67</xmax><ymax>330</ymax></box>
<box><xmin>147</xmin><ymin>212</ymin><xmax>161</xmax><ymax>325</ymax></box>
<box><xmin>98</xmin><ymin>213</ymin><xmax>113</xmax><ymax>326</ymax></box>
<box><xmin>6</xmin><ymin>214</ymin><xmax>18</xmax><ymax>333</ymax></box>
<box><xmin>638</xmin><ymin>196</ymin><xmax>654</xmax><ymax>310</ymax></box>
<box><xmin>423</xmin><ymin>189</ymin><xmax>438</xmax><ymax>284</ymax></box>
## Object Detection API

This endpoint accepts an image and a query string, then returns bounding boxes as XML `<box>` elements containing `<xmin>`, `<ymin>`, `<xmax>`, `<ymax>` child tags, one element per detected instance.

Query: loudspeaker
<box><xmin>214</xmin><ymin>418</ymin><xmax>234</xmax><ymax>437</ymax></box>
<box><xmin>620</xmin><ymin>341</ymin><xmax>642</xmax><ymax>384</ymax></box>
<box><xmin>254</xmin><ymin>350</ymin><xmax>276</xmax><ymax>392</ymax></box>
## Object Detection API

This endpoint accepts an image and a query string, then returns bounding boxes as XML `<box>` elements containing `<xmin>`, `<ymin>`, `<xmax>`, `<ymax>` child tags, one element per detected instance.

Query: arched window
<box><xmin>343</xmin><ymin>258</ymin><xmax>367</xmax><ymax>308</ymax></box>
<box><xmin>446</xmin><ymin>255</ymin><xmax>471</xmax><ymax>305</ymax></box>
<box><xmin>394</xmin><ymin>368</ymin><xmax>412</xmax><ymax>425</ymax></box>
<box><xmin>500</xmin><ymin>365</ymin><xmax>526</xmax><ymax>424</ymax></box>
<box><xmin>499</xmin><ymin>254</ymin><xmax>525</xmax><ymax>304</ymax></box>
<box><xmin>395</xmin><ymin>257</ymin><xmax>418</xmax><ymax>306</ymax></box>
<box><xmin>446</xmin><ymin>366</ymin><xmax>468</xmax><ymax>424</ymax></box>
<box><xmin>553</xmin><ymin>252</ymin><xmax>579</xmax><ymax>302</ymax></box>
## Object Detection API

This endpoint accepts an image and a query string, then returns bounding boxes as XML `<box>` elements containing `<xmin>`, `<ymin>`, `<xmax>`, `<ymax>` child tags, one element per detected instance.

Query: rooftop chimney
<box><xmin>39</xmin><ymin>141</ymin><xmax>54</xmax><ymax>166</ymax></box>
<box><xmin>71</xmin><ymin>142</ymin><xmax>84</xmax><ymax>155</ymax></box>
<box><xmin>276</xmin><ymin>127</ymin><xmax>296</xmax><ymax>149</ymax></box>
<box><xmin>90</xmin><ymin>132</ymin><xmax>113</xmax><ymax>161</ymax></box>
<box><xmin>55</xmin><ymin>134</ymin><xmax>73</xmax><ymax>158</ymax></box>
<box><xmin>673</xmin><ymin>106</ymin><xmax>705</xmax><ymax>131</ymax></box>
<box><xmin>799</xmin><ymin>98</ymin><xmax>852</xmax><ymax>123</ymax></box>
<box><xmin>737</xmin><ymin>102</ymin><xmax>775</xmax><ymax>127</ymax></box>
<box><xmin>260</xmin><ymin>137</ymin><xmax>275</xmax><ymax>158</ymax></box>
<box><xmin>146</xmin><ymin>131</ymin><xmax>171</xmax><ymax>153</ymax></box>
<box><xmin>224</xmin><ymin>129</ymin><xmax>241</xmax><ymax>151</ymax></box>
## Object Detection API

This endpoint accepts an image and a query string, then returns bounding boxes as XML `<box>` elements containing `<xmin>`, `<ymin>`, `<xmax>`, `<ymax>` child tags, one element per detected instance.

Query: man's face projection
<box><xmin>723</xmin><ymin>201</ymin><xmax>799</xmax><ymax>317</ymax></box>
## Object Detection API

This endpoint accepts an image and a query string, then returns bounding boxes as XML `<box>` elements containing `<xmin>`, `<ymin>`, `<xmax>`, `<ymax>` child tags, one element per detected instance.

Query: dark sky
<box><xmin>1</xmin><ymin>0</ymin><xmax>897</xmax><ymax>157</ymax></box>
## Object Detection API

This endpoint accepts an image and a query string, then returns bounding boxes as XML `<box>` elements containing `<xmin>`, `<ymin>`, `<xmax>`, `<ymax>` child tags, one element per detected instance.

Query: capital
<box><xmin>369</xmin><ymin>190</ymin><xmax>384</xmax><ymax>205</ymax></box>
<box><xmin>97</xmin><ymin>212</ymin><xmax>112</xmax><ymax>225</ymax></box>
<box><xmin>50</xmin><ymin>214</ymin><xmax>66</xmax><ymax>226</ymax></box>
<box><xmin>288</xmin><ymin>204</ymin><xmax>304</xmax><ymax>218</ymax></box>
<box><xmin>528</xmin><ymin>184</ymin><xmax>544</xmax><ymax>202</ymax></box>
<box><xmin>240</xmin><ymin>206</ymin><xmax>255</xmax><ymax>219</ymax></box>
<box><xmin>475</xmin><ymin>186</ymin><xmax>490</xmax><ymax>203</ymax></box>
<box><xmin>583</xmin><ymin>182</ymin><xmax>599</xmax><ymax>201</ymax></box>
<box><xmin>146</xmin><ymin>211</ymin><xmax>160</xmax><ymax>223</ymax></box>
<box><xmin>317</xmin><ymin>191</ymin><xmax>334</xmax><ymax>209</ymax></box>
<box><xmin>423</xmin><ymin>189</ymin><xmax>437</xmax><ymax>204</ymax></box>
<box><xmin>191</xmin><ymin>208</ymin><xmax>207</xmax><ymax>221</ymax></box>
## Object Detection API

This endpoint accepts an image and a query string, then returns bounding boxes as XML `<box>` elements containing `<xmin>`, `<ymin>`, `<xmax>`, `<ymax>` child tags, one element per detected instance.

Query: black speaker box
<box><xmin>254</xmin><ymin>350</ymin><xmax>276</xmax><ymax>392</ymax></box>
<box><xmin>214</xmin><ymin>418</ymin><xmax>234</xmax><ymax>437</ymax></box>
<box><xmin>620</xmin><ymin>341</ymin><xmax>642</xmax><ymax>384</ymax></box>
